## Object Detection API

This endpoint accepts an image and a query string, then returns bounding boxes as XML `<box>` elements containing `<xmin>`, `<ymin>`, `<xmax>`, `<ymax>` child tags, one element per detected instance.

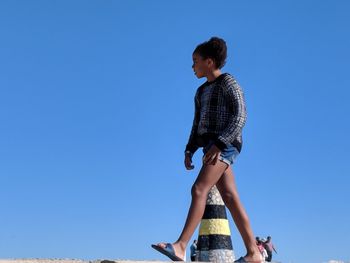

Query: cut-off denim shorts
<box><xmin>203</xmin><ymin>140</ymin><xmax>240</xmax><ymax>166</ymax></box>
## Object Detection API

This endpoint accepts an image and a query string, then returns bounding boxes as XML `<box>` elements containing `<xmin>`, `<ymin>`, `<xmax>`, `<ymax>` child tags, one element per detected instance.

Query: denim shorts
<box><xmin>203</xmin><ymin>140</ymin><xmax>240</xmax><ymax>166</ymax></box>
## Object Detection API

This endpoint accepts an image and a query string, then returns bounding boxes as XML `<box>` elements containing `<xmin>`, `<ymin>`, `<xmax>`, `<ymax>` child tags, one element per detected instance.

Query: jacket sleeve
<box><xmin>185</xmin><ymin>90</ymin><xmax>200</xmax><ymax>155</ymax></box>
<box><xmin>214</xmin><ymin>76</ymin><xmax>247</xmax><ymax>150</ymax></box>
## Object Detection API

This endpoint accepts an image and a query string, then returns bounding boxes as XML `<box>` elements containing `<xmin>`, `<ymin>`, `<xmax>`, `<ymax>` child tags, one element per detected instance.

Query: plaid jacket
<box><xmin>185</xmin><ymin>73</ymin><xmax>247</xmax><ymax>154</ymax></box>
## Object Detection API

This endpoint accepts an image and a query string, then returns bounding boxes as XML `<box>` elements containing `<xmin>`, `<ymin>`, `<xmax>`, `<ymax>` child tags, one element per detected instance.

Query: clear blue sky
<box><xmin>1</xmin><ymin>1</ymin><xmax>349</xmax><ymax>263</ymax></box>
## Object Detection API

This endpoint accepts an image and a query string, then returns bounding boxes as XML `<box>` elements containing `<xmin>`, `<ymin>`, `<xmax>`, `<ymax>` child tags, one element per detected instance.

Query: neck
<box><xmin>206</xmin><ymin>69</ymin><xmax>222</xmax><ymax>82</ymax></box>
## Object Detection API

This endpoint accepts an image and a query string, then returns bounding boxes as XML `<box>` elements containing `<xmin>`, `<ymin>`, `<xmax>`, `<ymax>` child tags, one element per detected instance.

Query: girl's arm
<box><xmin>185</xmin><ymin>90</ymin><xmax>200</xmax><ymax>155</ymax></box>
<box><xmin>215</xmin><ymin>76</ymin><xmax>247</xmax><ymax>150</ymax></box>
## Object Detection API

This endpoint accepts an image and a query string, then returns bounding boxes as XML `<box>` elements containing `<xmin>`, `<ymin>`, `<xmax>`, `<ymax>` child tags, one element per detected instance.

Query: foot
<box><xmin>155</xmin><ymin>242</ymin><xmax>186</xmax><ymax>261</ymax></box>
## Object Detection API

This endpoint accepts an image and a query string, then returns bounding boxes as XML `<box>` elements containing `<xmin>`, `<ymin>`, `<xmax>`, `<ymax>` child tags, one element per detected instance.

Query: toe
<box><xmin>156</xmin><ymin>242</ymin><xmax>167</xmax><ymax>248</ymax></box>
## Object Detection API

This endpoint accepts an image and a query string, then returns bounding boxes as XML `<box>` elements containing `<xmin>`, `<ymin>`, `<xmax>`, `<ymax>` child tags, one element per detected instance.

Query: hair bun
<box><xmin>193</xmin><ymin>37</ymin><xmax>227</xmax><ymax>69</ymax></box>
<box><xmin>209</xmin><ymin>37</ymin><xmax>226</xmax><ymax>49</ymax></box>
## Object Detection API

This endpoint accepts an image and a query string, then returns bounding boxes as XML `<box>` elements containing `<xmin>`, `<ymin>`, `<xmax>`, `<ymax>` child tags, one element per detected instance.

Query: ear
<box><xmin>206</xmin><ymin>58</ymin><xmax>215</xmax><ymax>68</ymax></box>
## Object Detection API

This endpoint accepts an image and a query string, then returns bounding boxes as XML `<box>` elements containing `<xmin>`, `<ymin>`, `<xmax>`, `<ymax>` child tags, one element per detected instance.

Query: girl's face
<box><xmin>192</xmin><ymin>53</ymin><xmax>210</xmax><ymax>79</ymax></box>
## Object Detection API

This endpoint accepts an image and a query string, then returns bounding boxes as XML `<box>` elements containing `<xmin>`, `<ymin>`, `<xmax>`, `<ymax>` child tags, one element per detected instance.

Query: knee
<box><xmin>191</xmin><ymin>183</ymin><xmax>210</xmax><ymax>199</ymax></box>
<box><xmin>221</xmin><ymin>191</ymin><xmax>238</xmax><ymax>206</ymax></box>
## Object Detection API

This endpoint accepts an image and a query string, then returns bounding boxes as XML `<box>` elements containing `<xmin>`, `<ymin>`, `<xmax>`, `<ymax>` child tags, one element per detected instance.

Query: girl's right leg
<box><xmin>155</xmin><ymin>160</ymin><xmax>228</xmax><ymax>260</ymax></box>
<box><xmin>216</xmin><ymin>166</ymin><xmax>262</xmax><ymax>262</ymax></box>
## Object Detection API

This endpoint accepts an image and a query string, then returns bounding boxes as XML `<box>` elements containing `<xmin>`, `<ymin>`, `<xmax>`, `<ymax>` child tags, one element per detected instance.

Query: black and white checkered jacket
<box><xmin>185</xmin><ymin>73</ymin><xmax>247</xmax><ymax>154</ymax></box>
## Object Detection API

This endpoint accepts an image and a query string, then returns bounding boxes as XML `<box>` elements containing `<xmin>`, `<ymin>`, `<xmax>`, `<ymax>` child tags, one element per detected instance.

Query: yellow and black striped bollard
<box><xmin>196</xmin><ymin>185</ymin><xmax>235</xmax><ymax>262</ymax></box>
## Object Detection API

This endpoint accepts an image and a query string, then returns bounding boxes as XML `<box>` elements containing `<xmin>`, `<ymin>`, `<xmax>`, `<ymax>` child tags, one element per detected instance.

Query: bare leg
<box><xmin>216</xmin><ymin>166</ymin><xmax>262</xmax><ymax>262</ymax></box>
<box><xmin>157</xmin><ymin>161</ymin><xmax>228</xmax><ymax>260</ymax></box>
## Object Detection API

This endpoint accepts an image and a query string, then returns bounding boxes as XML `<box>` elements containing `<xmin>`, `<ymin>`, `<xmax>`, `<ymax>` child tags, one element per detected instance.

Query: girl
<box><xmin>152</xmin><ymin>37</ymin><xmax>262</xmax><ymax>263</ymax></box>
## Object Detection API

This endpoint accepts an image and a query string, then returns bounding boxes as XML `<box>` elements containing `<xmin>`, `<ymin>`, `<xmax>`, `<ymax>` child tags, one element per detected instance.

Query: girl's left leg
<box><xmin>216</xmin><ymin>166</ymin><xmax>262</xmax><ymax>262</ymax></box>
<box><xmin>156</xmin><ymin>160</ymin><xmax>228</xmax><ymax>260</ymax></box>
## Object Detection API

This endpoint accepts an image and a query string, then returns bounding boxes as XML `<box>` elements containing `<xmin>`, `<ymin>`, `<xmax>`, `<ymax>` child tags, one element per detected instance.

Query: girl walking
<box><xmin>152</xmin><ymin>37</ymin><xmax>262</xmax><ymax>263</ymax></box>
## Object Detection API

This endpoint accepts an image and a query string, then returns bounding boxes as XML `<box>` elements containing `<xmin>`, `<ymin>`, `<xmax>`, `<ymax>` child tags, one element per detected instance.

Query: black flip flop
<box><xmin>235</xmin><ymin>257</ymin><xmax>248</xmax><ymax>263</ymax></box>
<box><xmin>151</xmin><ymin>243</ymin><xmax>184</xmax><ymax>261</ymax></box>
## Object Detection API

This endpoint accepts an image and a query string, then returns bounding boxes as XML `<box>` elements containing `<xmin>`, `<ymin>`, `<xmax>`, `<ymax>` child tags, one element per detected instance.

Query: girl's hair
<box><xmin>193</xmin><ymin>37</ymin><xmax>227</xmax><ymax>69</ymax></box>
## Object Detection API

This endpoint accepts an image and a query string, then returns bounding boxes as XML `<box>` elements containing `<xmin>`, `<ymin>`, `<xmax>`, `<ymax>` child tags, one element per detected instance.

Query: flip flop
<box><xmin>151</xmin><ymin>243</ymin><xmax>184</xmax><ymax>261</ymax></box>
<box><xmin>235</xmin><ymin>257</ymin><xmax>248</xmax><ymax>263</ymax></box>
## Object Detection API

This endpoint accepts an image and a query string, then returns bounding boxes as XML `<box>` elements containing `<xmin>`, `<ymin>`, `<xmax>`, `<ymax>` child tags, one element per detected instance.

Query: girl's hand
<box><xmin>203</xmin><ymin>145</ymin><xmax>221</xmax><ymax>165</ymax></box>
<box><xmin>185</xmin><ymin>154</ymin><xmax>195</xmax><ymax>170</ymax></box>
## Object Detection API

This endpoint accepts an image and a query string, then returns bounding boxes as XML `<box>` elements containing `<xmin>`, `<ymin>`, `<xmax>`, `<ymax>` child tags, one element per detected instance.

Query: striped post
<box><xmin>196</xmin><ymin>185</ymin><xmax>235</xmax><ymax>262</ymax></box>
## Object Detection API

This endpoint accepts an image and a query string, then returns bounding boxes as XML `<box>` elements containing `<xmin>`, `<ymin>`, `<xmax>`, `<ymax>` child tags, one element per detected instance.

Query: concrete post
<box><xmin>196</xmin><ymin>185</ymin><xmax>235</xmax><ymax>262</ymax></box>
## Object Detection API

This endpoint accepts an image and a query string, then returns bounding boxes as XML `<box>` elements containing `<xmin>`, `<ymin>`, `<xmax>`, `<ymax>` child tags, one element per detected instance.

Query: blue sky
<box><xmin>0</xmin><ymin>1</ymin><xmax>349</xmax><ymax>263</ymax></box>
